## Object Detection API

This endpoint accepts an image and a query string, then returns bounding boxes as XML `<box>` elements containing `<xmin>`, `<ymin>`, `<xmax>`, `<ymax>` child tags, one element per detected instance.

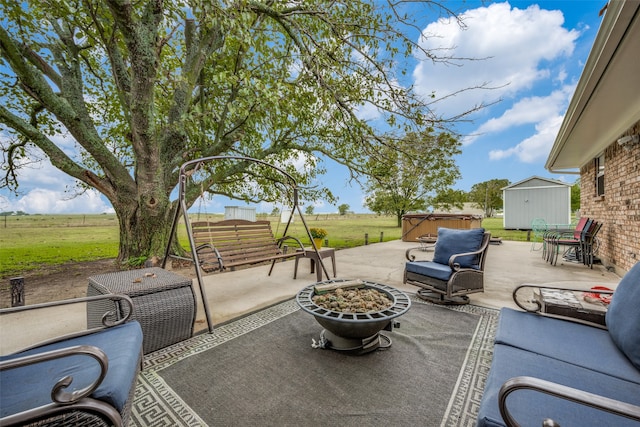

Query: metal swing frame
<box><xmin>162</xmin><ymin>156</ymin><xmax>329</xmax><ymax>333</ymax></box>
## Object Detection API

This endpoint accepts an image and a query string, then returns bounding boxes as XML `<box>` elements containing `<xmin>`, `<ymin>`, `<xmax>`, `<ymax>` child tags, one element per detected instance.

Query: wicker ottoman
<box><xmin>87</xmin><ymin>267</ymin><xmax>195</xmax><ymax>354</ymax></box>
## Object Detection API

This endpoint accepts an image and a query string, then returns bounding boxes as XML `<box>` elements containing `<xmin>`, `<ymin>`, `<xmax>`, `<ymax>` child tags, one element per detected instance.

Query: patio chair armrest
<box><xmin>196</xmin><ymin>243</ymin><xmax>224</xmax><ymax>270</ymax></box>
<box><xmin>1</xmin><ymin>294</ymin><xmax>137</xmax><ymax>354</ymax></box>
<box><xmin>447</xmin><ymin>234</ymin><xmax>491</xmax><ymax>270</ymax></box>
<box><xmin>0</xmin><ymin>294</ymin><xmax>134</xmax><ymax>325</ymax></box>
<box><xmin>405</xmin><ymin>246</ymin><xmax>427</xmax><ymax>261</ymax></box>
<box><xmin>499</xmin><ymin>376</ymin><xmax>640</xmax><ymax>427</ymax></box>
<box><xmin>277</xmin><ymin>235</ymin><xmax>306</xmax><ymax>251</ymax></box>
<box><xmin>512</xmin><ymin>284</ymin><xmax>613</xmax><ymax>310</ymax></box>
<box><xmin>550</xmin><ymin>230</ymin><xmax>578</xmax><ymax>240</ymax></box>
<box><xmin>512</xmin><ymin>284</ymin><xmax>612</xmax><ymax>329</ymax></box>
<box><xmin>0</xmin><ymin>345</ymin><xmax>108</xmax><ymax>405</ymax></box>
<box><xmin>544</xmin><ymin>229</ymin><xmax>576</xmax><ymax>243</ymax></box>
<box><xmin>448</xmin><ymin>250</ymin><xmax>482</xmax><ymax>270</ymax></box>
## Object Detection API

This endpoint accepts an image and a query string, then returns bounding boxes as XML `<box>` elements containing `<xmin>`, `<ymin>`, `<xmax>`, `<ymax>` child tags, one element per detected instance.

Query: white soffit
<box><xmin>546</xmin><ymin>0</ymin><xmax>640</xmax><ymax>173</ymax></box>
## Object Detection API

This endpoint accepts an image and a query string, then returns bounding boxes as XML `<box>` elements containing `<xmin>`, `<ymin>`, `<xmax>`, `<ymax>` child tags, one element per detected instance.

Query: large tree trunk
<box><xmin>113</xmin><ymin>197</ymin><xmax>175</xmax><ymax>263</ymax></box>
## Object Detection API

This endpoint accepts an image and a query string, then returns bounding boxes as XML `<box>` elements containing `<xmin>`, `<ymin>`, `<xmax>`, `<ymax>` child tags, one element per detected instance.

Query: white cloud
<box><xmin>9</xmin><ymin>159</ymin><xmax>75</xmax><ymax>189</ymax></box>
<box><xmin>311</xmin><ymin>200</ymin><xmax>325</xmax><ymax>209</ymax></box>
<box><xmin>0</xmin><ymin>130</ymin><xmax>117</xmax><ymax>214</ymax></box>
<box><xmin>464</xmin><ymin>84</ymin><xmax>574</xmax><ymax>145</ymax></box>
<box><xmin>355</xmin><ymin>101</ymin><xmax>383</xmax><ymax>121</ymax></box>
<box><xmin>413</xmin><ymin>2</ymin><xmax>579</xmax><ymax>117</ymax></box>
<box><xmin>7</xmin><ymin>188</ymin><xmax>114</xmax><ymax>214</ymax></box>
<box><xmin>0</xmin><ymin>143</ymin><xmax>116</xmax><ymax>214</ymax></box>
<box><xmin>489</xmin><ymin>113</ymin><xmax>564</xmax><ymax>163</ymax></box>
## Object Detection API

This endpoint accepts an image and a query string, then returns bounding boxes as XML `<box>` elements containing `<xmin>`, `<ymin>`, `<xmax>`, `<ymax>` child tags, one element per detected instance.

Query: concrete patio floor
<box><xmin>187</xmin><ymin>239</ymin><xmax>621</xmax><ymax>334</ymax></box>
<box><xmin>1</xmin><ymin>239</ymin><xmax>621</xmax><ymax>353</ymax></box>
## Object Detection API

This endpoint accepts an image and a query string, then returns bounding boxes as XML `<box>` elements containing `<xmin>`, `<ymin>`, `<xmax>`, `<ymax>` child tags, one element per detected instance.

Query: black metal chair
<box><xmin>580</xmin><ymin>221</ymin><xmax>603</xmax><ymax>268</ymax></box>
<box><xmin>404</xmin><ymin>228</ymin><xmax>491</xmax><ymax>305</ymax></box>
<box><xmin>551</xmin><ymin>220</ymin><xmax>601</xmax><ymax>267</ymax></box>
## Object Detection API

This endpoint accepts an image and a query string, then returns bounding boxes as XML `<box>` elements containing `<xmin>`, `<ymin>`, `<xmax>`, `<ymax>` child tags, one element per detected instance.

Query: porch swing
<box><xmin>162</xmin><ymin>156</ymin><xmax>330</xmax><ymax>333</ymax></box>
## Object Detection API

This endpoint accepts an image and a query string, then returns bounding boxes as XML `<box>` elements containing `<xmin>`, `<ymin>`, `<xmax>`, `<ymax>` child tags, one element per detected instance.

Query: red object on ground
<box><xmin>583</xmin><ymin>286</ymin><xmax>614</xmax><ymax>305</ymax></box>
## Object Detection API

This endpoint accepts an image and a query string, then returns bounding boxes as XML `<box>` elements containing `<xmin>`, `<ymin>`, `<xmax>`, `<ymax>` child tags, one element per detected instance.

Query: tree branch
<box><xmin>0</xmin><ymin>105</ymin><xmax>115</xmax><ymax>198</ymax></box>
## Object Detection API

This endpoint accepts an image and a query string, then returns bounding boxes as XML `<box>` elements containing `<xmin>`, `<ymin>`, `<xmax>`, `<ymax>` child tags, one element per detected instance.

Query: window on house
<box><xmin>595</xmin><ymin>154</ymin><xmax>605</xmax><ymax>196</ymax></box>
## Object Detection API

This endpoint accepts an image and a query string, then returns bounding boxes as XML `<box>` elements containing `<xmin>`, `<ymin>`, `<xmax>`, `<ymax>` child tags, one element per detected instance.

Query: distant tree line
<box><xmin>0</xmin><ymin>211</ymin><xmax>28</xmax><ymax>216</ymax></box>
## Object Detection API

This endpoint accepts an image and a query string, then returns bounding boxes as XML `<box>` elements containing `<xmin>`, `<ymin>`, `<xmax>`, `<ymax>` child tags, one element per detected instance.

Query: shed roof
<box><xmin>545</xmin><ymin>0</ymin><xmax>640</xmax><ymax>173</ymax></box>
<box><xmin>502</xmin><ymin>176</ymin><xmax>571</xmax><ymax>190</ymax></box>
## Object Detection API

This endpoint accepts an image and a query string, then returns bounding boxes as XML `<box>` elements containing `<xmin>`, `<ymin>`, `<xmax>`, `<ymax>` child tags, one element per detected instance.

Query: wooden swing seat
<box><xmin>187</xmin><ymin>219</ymin><xmax>306</xmax><ymax>273</ymax></box>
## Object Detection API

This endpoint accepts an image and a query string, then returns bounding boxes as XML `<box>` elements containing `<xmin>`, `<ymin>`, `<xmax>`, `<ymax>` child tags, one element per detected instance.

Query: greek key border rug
<box><xmin>130</xmin><ymin>298</ymin><xmax>498</xmax><ymax>427</ymax></box>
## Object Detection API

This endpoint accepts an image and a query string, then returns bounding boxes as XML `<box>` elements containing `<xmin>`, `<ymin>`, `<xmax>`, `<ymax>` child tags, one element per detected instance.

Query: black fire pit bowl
<box><xmin>296</xmin><ymin>280</ymin><xmax>411</xmax><ymax>354</ymax></box>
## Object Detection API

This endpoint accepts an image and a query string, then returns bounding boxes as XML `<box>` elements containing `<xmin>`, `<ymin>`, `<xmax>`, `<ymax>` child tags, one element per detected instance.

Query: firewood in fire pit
<box><xmin>312</xmin><ymin>286</ymin><xmax>393</xmax><ymax>313</ymax></box>
<box><xmin>314</xmin><ymin>279</ymin><xmax>365</xmax><ymax>295</ymax></box>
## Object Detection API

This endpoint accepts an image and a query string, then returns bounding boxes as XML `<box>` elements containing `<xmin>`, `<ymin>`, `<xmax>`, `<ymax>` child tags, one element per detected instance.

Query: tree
<box><xmin>468</xmin><ymin>179</ymin><xmax>510</xmax><ymax>217</ymax></box>
<box><xmin>0</xmin><ymin>1</ymin><xmax>484</xmax><ymax>262</ymax></box>
<box><xmin>337</xmin><ymin>204</ymin><xmax>350</xmax><ymax>216</ymax></box>
<box><xmin>427</xmin><ymin>188</ymin><xmax>467</xmax><ymax>212</ymax></box>
<box><xmin>304</xmin><ymin>205</ymin><xmax>314</xmax><ymax>215</ymax></box>
<box><xmin>571</xmin><ymin>180</ymin><xmax>580</xmax><ymax>213</ymax></box>
<box><xmin>364</xmin><ymin>131</ymin><xmax>460</xmax><ymax>226</ymax></box>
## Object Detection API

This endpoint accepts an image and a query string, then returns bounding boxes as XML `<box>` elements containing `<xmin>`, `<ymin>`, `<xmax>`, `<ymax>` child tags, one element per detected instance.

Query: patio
<box><xmin>136</xmin><ymin>239</ymin><xmax>623</xmax><ymax>426</ymax></box>
<box><xmin>0</xmin><ymin>238</ymin><xmax>626</xmax><ymax>426</ymax></box>
<box><xmin>187</xmin><ymin>239</ymin><xmax>621</xmax><ymax>332</ymax></box>
<box><xmin>1</xmin><ymin>239</ymin><xmax>621</xmax><ymax>354</ymax></box>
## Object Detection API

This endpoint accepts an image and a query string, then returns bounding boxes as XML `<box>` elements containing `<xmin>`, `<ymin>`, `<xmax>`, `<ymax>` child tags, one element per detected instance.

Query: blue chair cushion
<box><xmin>477</xmin><ymin>344</ymin><xmax>640</xmax><ymax>427</ymax></box>
<box><xmin>405</xmin><ymin>260</ymin><xmax>453</xmax><ymax>281</ymax></box>
<box><xmin>606</xmin><ymin>261</ymin><xmax>640</xmax><ymax>370</ymax></box>
<box><xmin>496</xmin><ymin>308</ymin><xmax>640</xmax><ymax>384</ymax></box>
<box><xmin>0</xmin><ymin>321</ymin><xmax>143</xmax><ymax>418</ymax></box>
<box><xmin>432</xmin><ymin>227</ymin><xmax>485</xmax><ymax>268</ymax></box>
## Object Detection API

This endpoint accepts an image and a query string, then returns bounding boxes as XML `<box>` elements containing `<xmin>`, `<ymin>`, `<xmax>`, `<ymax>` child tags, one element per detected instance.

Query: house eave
<box><xmin>546</xmin><ymin>0</ymin><xmax>640</xmax><ymax>172</ymax></box>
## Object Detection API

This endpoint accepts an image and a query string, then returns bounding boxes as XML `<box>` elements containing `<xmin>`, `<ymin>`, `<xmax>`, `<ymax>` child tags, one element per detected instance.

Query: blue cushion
<box><xmin>433</xmin><ymin>227</ymin><xmax>485</xmax><ymax>268</ymax></box>
<box><xmin>606</xmin><ymin>261</ymin><xmax>640</xmax><ymax>370</ymax></box>
<box><xmin>477</xmin><ymin>344</ymin><xmax>640</xmax><ymax>427</ymax></box>
<box><xmin>405</xmin><ymin>260</ymin><xmax>452</xmax><ymax>281</ymax></box>
<box><xmin>496</xmin><ymin>308</ymin><xmax>640</xmax><ymax>384</ymax></box>
<box><xmin>0</xmin><ymin>321</ymin><xmax>143</xmax><ymax>418</ymax></box>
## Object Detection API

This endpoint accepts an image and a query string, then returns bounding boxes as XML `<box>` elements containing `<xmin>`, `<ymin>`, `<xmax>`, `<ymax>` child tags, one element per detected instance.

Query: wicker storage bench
<box><xmin>87</xmin><ymin>267</ymin><xmax>196</xmax><ymax>354</ymax></box>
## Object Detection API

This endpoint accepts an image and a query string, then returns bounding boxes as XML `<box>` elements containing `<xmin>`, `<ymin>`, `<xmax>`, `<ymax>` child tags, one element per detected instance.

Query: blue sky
<box><xmin>0</xmin><ymin>1</ymin><xmax>606</xmax><ymax>214</ymax></box>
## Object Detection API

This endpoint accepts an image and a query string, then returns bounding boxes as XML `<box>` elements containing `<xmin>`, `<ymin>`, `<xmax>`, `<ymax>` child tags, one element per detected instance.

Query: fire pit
<box><xmin>296</xmin><ymin>279</ymin><xmax>411</xmax><ymax>354</ymax></box>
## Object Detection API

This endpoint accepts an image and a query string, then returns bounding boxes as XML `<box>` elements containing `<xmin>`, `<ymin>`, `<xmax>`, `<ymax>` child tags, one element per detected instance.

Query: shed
<box><xmin>224</xmin><ymin>206</ymin><xmax>256</xmax><ymax>222</ymax></box>
<box><xmin>502</xmin><ymin>176</ymin><xmax>571</xmax><ymax>229</ymax></box>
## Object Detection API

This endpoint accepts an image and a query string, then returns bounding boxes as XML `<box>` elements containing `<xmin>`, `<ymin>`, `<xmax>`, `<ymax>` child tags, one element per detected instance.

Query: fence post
<box><xmin>364</xmin><ymin>233</ymin><xmax>369</xmax><ymax>245</ymax></box>
<box><xmin>10</xmin><ymin>277</ymin><xmax>25</xmax><ymax>307</ymax></box>
<box><xmin>380</xmin><ymin>232</ymin><xmax>384</xmax><ymax>242</ymax></box>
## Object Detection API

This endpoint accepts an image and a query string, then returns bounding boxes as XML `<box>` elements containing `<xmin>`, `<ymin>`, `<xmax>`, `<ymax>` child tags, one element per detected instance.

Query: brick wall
<box><xmin>580</xmin><ymin>120</ymin><xmax>640</xmax><ymax>274</ymax></box>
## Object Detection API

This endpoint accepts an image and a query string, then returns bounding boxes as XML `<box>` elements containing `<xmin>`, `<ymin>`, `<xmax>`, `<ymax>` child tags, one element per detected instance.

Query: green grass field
<box><xmin>0</xmin><ymin>213</ymin><xmax>529</xmax><ymax>277</ymax></box>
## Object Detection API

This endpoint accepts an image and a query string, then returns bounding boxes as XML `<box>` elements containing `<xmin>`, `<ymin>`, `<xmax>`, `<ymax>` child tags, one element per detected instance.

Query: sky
<box><xmin>0</xmin><ymin>1</ymin><xmax>607</xmax><ymax>215</ymax></box>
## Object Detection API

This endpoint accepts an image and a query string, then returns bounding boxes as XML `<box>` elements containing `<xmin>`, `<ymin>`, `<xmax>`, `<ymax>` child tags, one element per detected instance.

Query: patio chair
<box><xmin>550</xmin><ymin>220</ymin><xmax>601</xmax><ymax>267</ymax></box>
<box><xmin>0</xmin><ymin>294</ymin><xmax>143</xmax><ymax>427</ymax></box>
<box><xmin>580</xmin><ymin>221</ymin><xmax>603</xmax><ymax>269</ymax></box>
<box><xmin>404</xmin><ymin>227</ymin><xmax>491</xmax><ymax>305</ymax></box>
<box><xmin>543</xmin><ymin>217</ymin><xmax>594</xmax><ymax>264</ymax></box>
<box><xmin>542</xmin><ymin>217</ymin><xmax>588</xmax><ymax>263</ymax></box>
<box><xmin>530</xmin><ymin>218</ymin><xmax>548</xmax><ymax>252</ymax></box>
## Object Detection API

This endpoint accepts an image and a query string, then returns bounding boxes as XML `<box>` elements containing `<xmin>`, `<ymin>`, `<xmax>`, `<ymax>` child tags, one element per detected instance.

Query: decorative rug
<box><xmin>130</xmin><ymin>298</ymin><xmax>498</xmax><ymax>427</ymax></box>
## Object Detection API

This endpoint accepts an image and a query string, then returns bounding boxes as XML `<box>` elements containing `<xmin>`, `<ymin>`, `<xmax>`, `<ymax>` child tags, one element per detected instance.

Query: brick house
<box><xmin>546</xmin><ymin>0</ymin><xmax>640</xmax><ymax>275</ymax></box>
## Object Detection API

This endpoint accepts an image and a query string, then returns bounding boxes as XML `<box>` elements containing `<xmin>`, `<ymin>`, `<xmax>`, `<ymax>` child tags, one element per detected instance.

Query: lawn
<box><xmin>0</xmin><ymin>213</ymin><xmax>530</xmax><ymax>277</ymax></box>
